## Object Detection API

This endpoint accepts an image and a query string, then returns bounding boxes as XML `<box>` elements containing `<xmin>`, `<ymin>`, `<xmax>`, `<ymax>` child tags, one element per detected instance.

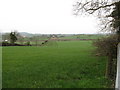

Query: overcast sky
<box><xmin>0</xmin><ymin>0</ymin><xmax>99</xmax><ymax>34</ymax></box>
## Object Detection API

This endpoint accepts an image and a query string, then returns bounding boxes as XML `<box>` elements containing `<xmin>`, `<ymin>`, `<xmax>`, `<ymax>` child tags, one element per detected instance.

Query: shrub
<box><xmin>25</xmin><ymin>41</ymin><xmax>31</xmax><ymax>46</ymax></box>
<box><xmin>93</xmin><ymin>35</ymin><xmax>119</xmax><ymax>80</ymax></box>
<box><xmin>93</xmin><ymin>35</ymin><xmax>118</xmax><ymax>58</ymax></box>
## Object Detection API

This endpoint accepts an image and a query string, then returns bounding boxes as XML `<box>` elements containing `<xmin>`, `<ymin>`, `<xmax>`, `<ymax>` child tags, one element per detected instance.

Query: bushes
<box><xmin>93</xmin><ymin>35</ymin><xmax>119</xmax><ymax>80</ymax></box>
<box><xmin>25</xmin><ymin>41</ymin><xmax>31</xmax><ymax>46</ymax></box>
<box><xmin>93</xmin><ymin>35</ymin><xmax>118</xmax><ymax>58</ymax></box>
<box><xmin>1</xmin><ymin>42</ymin><xmax>29</xmax><ymax>46</ymax></box>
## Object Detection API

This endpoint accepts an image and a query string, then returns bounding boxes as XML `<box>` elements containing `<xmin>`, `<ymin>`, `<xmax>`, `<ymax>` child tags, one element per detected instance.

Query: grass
<box><xmin>2</xmin><ymin>41</ymin><xmax>109</xmax><ymax>88</ymax></box>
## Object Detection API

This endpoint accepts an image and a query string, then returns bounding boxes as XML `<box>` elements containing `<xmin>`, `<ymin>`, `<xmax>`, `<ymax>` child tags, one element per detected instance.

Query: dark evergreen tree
<box><xmin>10</xmin><ymin>32</ymin><xmax>17</xmax><ymax>44</ymax></box>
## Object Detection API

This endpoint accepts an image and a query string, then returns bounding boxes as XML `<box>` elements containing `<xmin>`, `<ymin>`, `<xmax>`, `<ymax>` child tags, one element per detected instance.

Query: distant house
<box><xmin>50</xmin><ymin>35</ymin><xmax>58</xmax><ymax>40</ymax></box>
<box><xmin>2</xmin><ymin>39</ymin><xmax>8</xmax><ymax>42</ymax></box>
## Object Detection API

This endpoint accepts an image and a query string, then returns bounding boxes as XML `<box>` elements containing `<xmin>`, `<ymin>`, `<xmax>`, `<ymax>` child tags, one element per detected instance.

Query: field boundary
<box><xmin>35</xmin><ymin>39</ymin><xmax>96</xmax><ymax>41</ymax></box>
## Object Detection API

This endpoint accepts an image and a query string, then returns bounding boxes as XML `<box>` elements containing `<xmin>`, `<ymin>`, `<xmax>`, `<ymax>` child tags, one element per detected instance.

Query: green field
<box><xmin>59</xmin><ymin>34</ymin><xmax>106</xmax><ymax>39</ymax></box>
<box><xmin>2</xmin><ymin>41</ymin><xmax>109</xmax><ymax>88</ymax></box>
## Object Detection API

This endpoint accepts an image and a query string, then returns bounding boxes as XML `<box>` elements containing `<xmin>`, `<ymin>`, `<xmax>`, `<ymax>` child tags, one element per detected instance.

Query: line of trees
<box><xmin>2</xmin><ymin>32</ymin><xmax>50</xmax><ymax>46</ymax></box>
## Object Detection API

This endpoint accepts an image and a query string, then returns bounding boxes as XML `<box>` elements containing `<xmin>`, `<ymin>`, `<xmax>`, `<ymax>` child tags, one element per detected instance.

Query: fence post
<box><xmin>116</xmin><ymin>43</ymin><xmax>120</xmax><ymax>90</ymax></box>
<box><xmin>0</xmin><ymin>47</ymin><xmax>1</xmax><ymax>90</ymax></box>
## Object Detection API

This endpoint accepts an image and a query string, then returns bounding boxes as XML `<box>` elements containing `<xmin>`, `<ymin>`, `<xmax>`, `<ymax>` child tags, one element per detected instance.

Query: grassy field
<box><xmin>59</xmin><ymin>34</ymin><xmax>106</xmax><ymax>39</ymax></box>
<box><xmin>2</xmin><ymin>41</ymin><xmax>109</xmax><ymax>88</ymax></box>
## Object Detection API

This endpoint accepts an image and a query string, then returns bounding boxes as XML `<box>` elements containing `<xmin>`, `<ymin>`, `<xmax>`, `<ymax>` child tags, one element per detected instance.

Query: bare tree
<box><xmin>73</xmin><ymin>0</ymin><xmax>120</xmax><ymax>32</ymax></box>
<box><xmin>2</xmin><ymin>33</ymin><xmax>10</xmax><ymax>42</ymax></box>
<box><xmin>73</xmin><ymin>0</ymin><xmax>120</xmax><ymax>80</ymax></box>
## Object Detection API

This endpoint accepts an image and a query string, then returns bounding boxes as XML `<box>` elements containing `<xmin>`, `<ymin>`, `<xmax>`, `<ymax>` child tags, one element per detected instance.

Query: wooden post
<box><xmin>115</xmin><ymin>43</ymin><xmax>120</xmax><ymax>89</ymax></box>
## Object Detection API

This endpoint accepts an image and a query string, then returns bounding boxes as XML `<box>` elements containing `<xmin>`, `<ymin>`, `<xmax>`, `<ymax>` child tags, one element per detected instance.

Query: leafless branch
<box><xmin>73</xmin><ymin>0</ymin><xmax>120</xmax><ymax>32</ymax></box>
